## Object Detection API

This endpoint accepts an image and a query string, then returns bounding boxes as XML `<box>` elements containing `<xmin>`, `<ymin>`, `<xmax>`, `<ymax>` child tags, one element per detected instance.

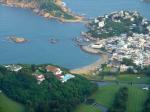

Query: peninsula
<box><xmin>0</xmin><ymin>0</ymin><xmax>83</xmax><ymax>22</ymax></box>
<box><xmin>76</xmin><ymin>11</ymin><xmax>150</xmax><ymax>74</ymax></box>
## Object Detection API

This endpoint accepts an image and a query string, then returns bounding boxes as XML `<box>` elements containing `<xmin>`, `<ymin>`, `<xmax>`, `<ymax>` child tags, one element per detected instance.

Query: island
<box><xmin>8</xmin><ymin>36</ymin><xmax>28</xmax><ymax>43</ymax></box>
<box><xmin>0</xmin><ymin>0</ymin><xmax>83</xmax><ymax>22</ymax></box>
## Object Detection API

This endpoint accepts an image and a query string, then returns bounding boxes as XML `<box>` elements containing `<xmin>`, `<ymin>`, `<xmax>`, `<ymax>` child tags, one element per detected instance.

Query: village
<box><xmin>3</xmin><ymin>64</ymin><xmax>75</xmax><ymax>84</ymax></box>
<box><xmin>80</xmin><ymin>10</ymin><xmax>150</xmax><ymax>73</ymax></box>
<box><xmin>90</xmin><ymin>33</ymin><xmax>150</xmax><ymax>72</ymax></box>
<box><xmin>85</xmin><ymin>10</ymin><xmax>150</xmax><ymax>39</ymax></box>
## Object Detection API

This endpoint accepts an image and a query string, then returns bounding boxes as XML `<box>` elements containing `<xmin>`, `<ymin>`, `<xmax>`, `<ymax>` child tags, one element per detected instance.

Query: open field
<box><xmin>0</xmin><ymin>93</ymin><xmax>25</xmax><ymax>112</ymax></box>
<box><xmin>75</xmin><ymin>84</ymin><xmax>148</xmax><ymax>112</ymax></box>
<box><xmin>85</xmin><ymin>73</ymin><xmax>150</xmax><ymax>84</ymax></box>
<box><xmin>127</xmin><ymin>86</ymin><xmax>148</xmax><ymax>112</ymax></box>
<box><xmin>118</xmin><ymin>74</ymin><xmax>150</xmax><ymax>84</ymax></box>
<box><xmin>90</xmin><ymin>85</ymin><xmax>120</xmax><ymax>107</ymax></box>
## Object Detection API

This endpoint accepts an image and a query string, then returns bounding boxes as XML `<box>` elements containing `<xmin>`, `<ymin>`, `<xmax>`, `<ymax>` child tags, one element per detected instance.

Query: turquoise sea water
<box><xmin>0</xmin><ymin>0</ymin><xmax>150</xmax><ymax>69</ymax></box>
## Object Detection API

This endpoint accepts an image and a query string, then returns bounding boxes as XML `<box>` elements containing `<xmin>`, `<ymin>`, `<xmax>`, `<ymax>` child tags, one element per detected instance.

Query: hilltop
<box><xmin>84</xmin><ymin>11</ymin><xmax>150</xmax><ymax>39</ymax></box>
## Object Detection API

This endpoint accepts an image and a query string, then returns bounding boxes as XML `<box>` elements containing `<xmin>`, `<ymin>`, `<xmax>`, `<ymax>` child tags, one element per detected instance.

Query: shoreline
<box><xmin>0</xmin><ymin>1</ymin><xmax>84</xmax><ymax>23</ymax></box>
<box><xmin>70</xmin><ymin>45</ymin><xmax>108</xmax><ymax>74</ymax></box>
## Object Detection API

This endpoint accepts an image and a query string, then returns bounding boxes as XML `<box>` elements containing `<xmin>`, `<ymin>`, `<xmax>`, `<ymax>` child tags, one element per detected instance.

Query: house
<box><xmin>46</xmin><ymin>65</ymin><xmax>62</xmax><ymax>75</ymax></box>
<box><xmin>55</xmin><ymin>74</ymin><xmax>64</xmax><ymax>79</ymax></box>
<box><xmin>91</xmin><ymin>43</ymin><xmax>103</xmax><ymax>49</ymax></box>
<box><xmin>147</xmin><ymin>25</ymin><xmax>150</xmax><ymax>32</ymax></box>
<box><xmin>142</xmin><ymin>87</ymin><xmax>149</xmax><ymax>91</ymax></box>
<box><xmin>32</xmin><ymin>73</ymin><xmax>45</xmax><ymax>84</ymax></box>
<box><xmin>98</xmin><ymin>21</ymin><xmax>105</xmax><ymax>28</ymax></box>
<box><xmin>4</xmin><ymin>64</ymin><xmax>22</xmax><ymax>72</ymax></box>
<box><xmin>36</xmin><ymin>75</ymin><xmax>45</xmax><ymax>83</ymax></box>
<box><xmin>120</xmin><ymin>64</ymin><xmax>133</xmax><ymax>72</ymax></box>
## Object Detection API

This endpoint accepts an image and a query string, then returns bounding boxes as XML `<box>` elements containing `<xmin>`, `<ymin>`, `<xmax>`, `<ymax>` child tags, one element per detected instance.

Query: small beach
<box><xmin>70</xmin><ymin>45</ymin><xmax>108</xmax><ymax>74</ymax></box>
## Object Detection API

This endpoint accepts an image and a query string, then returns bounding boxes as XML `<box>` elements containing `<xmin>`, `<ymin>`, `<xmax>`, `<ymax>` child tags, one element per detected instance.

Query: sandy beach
<box><xmin>70</xmin><ymin>45</ymin><xmax>108</xmax><ymax>74</ymax></box>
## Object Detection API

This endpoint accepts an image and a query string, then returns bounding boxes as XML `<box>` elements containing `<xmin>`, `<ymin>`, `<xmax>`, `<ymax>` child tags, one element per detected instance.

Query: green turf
<box><xmin>74</xmin><ymin>104</ymin><xmax>101</xmax><ymax>112</ymax></box>
<box><xmin>90</xmin><ymin>85</ymin><xmax>120</xmax><ymax>107</ymax></box>
<box><xmin>0</xmin><ymin>93</ymin><xmax>25</xmax><ymax>112</ymax></box>
<box><xmin>118</xmin><ymin>74</ymin><xmax>150</xmax><ymax>84</ymax></box>
<box><xmin>89</xmin><ymin>85</ymin><xmax>148</xmax><ymax>112</ymax></box>
<box><xmin>127</xmin><ymin>86</ymin><xmax>148</xmax><ymax>112</ymax></box>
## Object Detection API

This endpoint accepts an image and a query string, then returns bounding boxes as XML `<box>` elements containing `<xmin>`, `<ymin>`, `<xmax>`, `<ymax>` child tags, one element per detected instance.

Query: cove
<box><xmin>1</xmin><ymin>0</ymin><xmax>150</xmax><ymax>69</ymax></box>
<box><xmin>0</xmin><ymin>5</ymin><xmax>99</xmax><ymax>69</ymax></box>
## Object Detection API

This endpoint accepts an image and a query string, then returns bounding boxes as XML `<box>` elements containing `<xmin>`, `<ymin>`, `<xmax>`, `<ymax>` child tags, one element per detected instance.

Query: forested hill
<box><xmin>1</xmin><ymin>0</ymin><xmax>77</xmax><ymax>20</ymax></box>
<box><xmin>0</xmin><ymin>65</ymin><xmax>97</xmax><ymax>112</ymax></box>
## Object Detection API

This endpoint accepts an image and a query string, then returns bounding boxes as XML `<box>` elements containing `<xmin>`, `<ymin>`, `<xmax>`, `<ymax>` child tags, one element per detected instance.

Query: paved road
<box><xmin>93</xmin><ymin>102</ymin><xmax>108</xmax><ymax>112</ymax></box>
<box><xmin>94</xmin><ymin>81</ymin><xmax>150</xmax><ymax>88</ymax></box>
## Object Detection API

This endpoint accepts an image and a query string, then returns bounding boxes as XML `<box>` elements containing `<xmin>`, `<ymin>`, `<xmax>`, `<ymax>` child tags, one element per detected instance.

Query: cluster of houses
<box><xmin>3</xmin><ymin>64</ymin><xmax>75</xmax><ymax>84</ymax></box>
<box><xmin>84</xmin><ymin>11</ymin><xmax>150</xmax><ymax>73</ymax></box>
<box><xmin>33</xmin><ymin>65</ymin><xmax>75</xmax><ymax>84</ymax></box>
<box><xmin>91</xmin><ymin>33</ymin><xmax>150</xmax><ymax>72</ymax></box>
<box><xmin>45</xmin><ymin>65</ymin><xmax>75</xmax><ymax>83</ymax></box>
<box><xmin>88</xmin><ymin>10</ymin><xmax>150</xmax><ymax>37</ymax></box>
<box><xmin>4</xmin><ymin>64</ymin><xmax>23</xmax><ymax>72</ymax></box>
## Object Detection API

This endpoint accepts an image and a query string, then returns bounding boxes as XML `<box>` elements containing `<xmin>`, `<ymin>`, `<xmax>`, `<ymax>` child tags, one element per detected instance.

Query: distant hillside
<box><xmin>143</xmin><ymin>0</ymin><xmax>150</xmax><ymax>2</ymax></box>
<box><xmin>1</xmin><ymin>0</ymin><xmax>82</xmax><ymax>21</ymax></box>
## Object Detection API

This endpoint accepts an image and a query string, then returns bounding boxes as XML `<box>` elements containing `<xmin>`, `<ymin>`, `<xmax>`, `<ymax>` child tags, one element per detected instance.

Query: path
<box><xmin>94</xmin><ymin>81</ymin><xmax>150</xmax><ymax>88</ymax></box>
<box><xmin>93</xmin><ymin>102</ymin><xmax>108</xmax><ymax>112</ymax></box>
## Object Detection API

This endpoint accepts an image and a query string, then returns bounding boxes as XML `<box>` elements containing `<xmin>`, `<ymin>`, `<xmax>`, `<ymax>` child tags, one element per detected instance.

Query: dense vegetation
<box><xmin>0</xmin><ymin>65</ymin><xmax>97</xmax><ymax>112</ymax></box>
<box><xmin>108</xmin><ymin>87</ymin><xmax>128</xmax><ymax>112</ymax></box>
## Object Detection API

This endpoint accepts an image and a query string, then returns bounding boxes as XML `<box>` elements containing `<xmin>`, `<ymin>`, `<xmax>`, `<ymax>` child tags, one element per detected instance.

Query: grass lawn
<box><xmin>0</xmin><ymin>93</ymin><xmax>25</xmax><ymax>112</ymax></box>
<box><xmin>103</xmin><ymin>75</ymin><xmax>117</xmax><ymax>81</ymax></box>
<box><xmin>118</xmin><ymin>74</ymin><xmax>150</xmax><ymax>84</ymax></box>
<box><xmin>74</xmin><ymin>104</ymin><xmax>101</xmax><ymax>112</ymax></box>
<box><xmin>90</xmin><ymin>85</ymin><xmax>120</xmax><ymax>107</ymax></box>
<box><xmin>127</xmin><ymin>86</ymin><xmax>148</xmax><ymax>112</ymax></box>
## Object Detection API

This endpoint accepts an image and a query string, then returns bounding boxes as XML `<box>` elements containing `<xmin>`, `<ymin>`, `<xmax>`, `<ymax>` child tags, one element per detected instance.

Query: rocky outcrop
<box><xmin>8</xmin><ymin>36</ymin><xmax>28</xmax><ymax>43</ymax></box>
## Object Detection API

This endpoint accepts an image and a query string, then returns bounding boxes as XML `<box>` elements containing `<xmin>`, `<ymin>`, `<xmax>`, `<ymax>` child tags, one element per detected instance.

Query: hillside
<box><xmin>0</xmin><ymin>64</ymin><xmax>97</xmax><ymax>112</ymax></box>
<box><xmin>143</xmin><ymin>0</ymin><xmax>150</xmax><ymax>2</ymax></box>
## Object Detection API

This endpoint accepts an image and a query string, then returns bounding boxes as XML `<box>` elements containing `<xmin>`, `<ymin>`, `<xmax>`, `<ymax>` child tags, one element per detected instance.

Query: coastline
<box><xmin>70</xmin><ymin>45</ymin><xmax>108</xmax><ymax>74</ymax></box>
<box><xmin>0</xmin><ymin>0</ymin><xmax>84</xmax><ymax>23</ymax></box>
